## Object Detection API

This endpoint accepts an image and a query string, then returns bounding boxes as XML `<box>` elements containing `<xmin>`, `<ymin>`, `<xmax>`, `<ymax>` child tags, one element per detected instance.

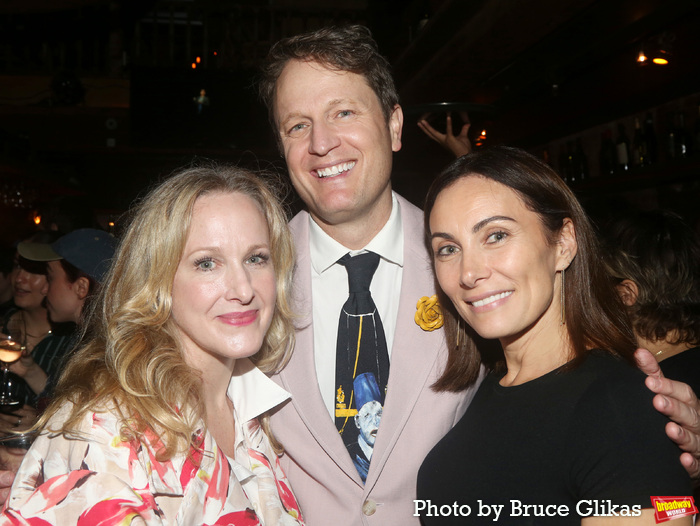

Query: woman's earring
<box><xmin>560</xmin><ymin>267</ymin><xmax>566</xmax><ymax>326</ymax></box>
<box><xmin>456</xmin><ymin>318</ymin><xmax>461</xmax><ymax>349</ymax></box>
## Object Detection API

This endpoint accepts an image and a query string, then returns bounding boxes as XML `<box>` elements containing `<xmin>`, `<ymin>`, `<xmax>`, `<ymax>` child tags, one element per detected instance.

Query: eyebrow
<box><xmin>184</xmin><ymin>243</ymin><xmax>270</xmax><ymax>255</ymax></box>
<box><xmin>430</xmin><ymin>215</ymin><xmax>516</xmax><ymax>241</ymax></box>
<box><xmin>279</xmin><ymin>98</ymin><xmax>354</xmax><ymax>129</ymax></box>
<box><xmin>471</xmin><ymin>215</ymin><xmax>515</xmax><ymax>233</ymax></box>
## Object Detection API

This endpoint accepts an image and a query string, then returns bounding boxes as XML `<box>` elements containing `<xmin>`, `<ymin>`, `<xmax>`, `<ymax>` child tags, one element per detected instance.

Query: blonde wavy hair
<box><xmin>38</xmin><ymin>164</ymin><xmax>296</xmax><ymax>458</ymax></box>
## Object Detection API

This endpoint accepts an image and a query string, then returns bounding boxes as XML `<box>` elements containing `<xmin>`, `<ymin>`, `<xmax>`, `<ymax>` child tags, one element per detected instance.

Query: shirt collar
<box><xmin>309</xmin><ymin>192</ymin><xmax>404</xmax><ymax>274</ymax></box>
<box><xmin>228</xmin><ymin>358</ymin><xmax>291</xmax><ymax>424</ymax></box>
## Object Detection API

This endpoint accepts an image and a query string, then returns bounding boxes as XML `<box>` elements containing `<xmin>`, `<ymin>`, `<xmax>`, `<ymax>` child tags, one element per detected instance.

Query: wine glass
<box><xmin>0</xmin><ymin>317</ymin><xmax>25</xmax><ymax>406</ymax></box>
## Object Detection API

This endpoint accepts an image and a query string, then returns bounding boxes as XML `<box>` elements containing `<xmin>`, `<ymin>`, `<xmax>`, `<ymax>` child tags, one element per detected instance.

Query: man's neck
<box><xmin>311</xmin><ymin>193</ymin><xmax>394</xmax><ymax>250</ymax></box>
<box><xmin>636</xmin><ymin>332</ymin><xmax>696</xmax><ymax>363</ymax></box>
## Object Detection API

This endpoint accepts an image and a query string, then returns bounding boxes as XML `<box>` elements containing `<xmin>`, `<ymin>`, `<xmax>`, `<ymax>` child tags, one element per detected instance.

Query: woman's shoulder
<box><xmin>573</xmin><ymin>351</ymin><xmax>651</xmax><ymax>405</ymax></box>
<box><xmin>41</xmin><ymin>399</ymin><xmax>127</xmax><ymax>442</ymax></box>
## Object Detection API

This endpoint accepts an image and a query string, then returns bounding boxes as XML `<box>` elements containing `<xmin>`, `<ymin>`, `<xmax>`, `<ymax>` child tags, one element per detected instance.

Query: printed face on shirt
<box><xmin>429</xmin><ymin>175</ymin><xmax>573</xmax><ymax>347</ymax></box>
<box><xmin>355</xmin><ymin>400</ymin><xmax>382</xmax><ymax>447</ymax></box>
<box><xmin>171</xmin><ymin>192</ymin><xmax>276</xmax><ymax>371</ymax></box>
<box><xmin>273</xmin><ymin>59</ymin><xmax>403</xmax><ymax>230</ymax></box>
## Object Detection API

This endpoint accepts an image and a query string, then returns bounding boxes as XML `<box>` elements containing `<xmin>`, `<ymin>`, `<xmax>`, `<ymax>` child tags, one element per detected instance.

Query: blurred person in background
<box><xmin>0</xmin><ymin>245</ymin><xmax>15</xmax><ymax>318</ymax></box>
<box><xmin>19</xmin><ymin>228</ymin><xmax>116</xmax><ymax>327</ymax></box>
<box><xmin>0</xmin><ymin>230</ymin><xmax>115</xmax><ymax>499</ymax></box>
<box><xmin>602</xmin><ymin>209</ymin><xmax>700</xmax><ymax>396</ymax></box>
<box><xmin>0</xmin><ymin>232</ymin><xmax>74</xmax><ymax>433</ymax></box>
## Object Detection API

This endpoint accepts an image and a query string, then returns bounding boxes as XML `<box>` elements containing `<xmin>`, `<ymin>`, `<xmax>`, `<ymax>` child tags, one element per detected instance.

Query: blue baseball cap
<box><xmin>17</xmin><ymin>228</ymin><xmax>116</xmax><ymax>283</ymax></box>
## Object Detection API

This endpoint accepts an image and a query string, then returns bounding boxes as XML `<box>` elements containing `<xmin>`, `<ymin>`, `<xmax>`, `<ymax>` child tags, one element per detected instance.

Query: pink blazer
<box><xmin>270</xmin><ymin>194</ymin><xmax>481</xmax><ymax>526</ymax></box>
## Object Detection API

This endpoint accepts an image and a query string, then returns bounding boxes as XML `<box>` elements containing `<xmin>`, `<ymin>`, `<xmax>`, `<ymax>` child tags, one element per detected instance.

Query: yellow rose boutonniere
<box><xmin>415</xmin><ymin>295</ymin><xmax>444</xmax><ymax>331</ymax></box>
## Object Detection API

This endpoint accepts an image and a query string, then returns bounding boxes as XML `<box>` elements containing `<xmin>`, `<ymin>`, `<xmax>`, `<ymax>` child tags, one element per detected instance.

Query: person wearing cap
<box><xmin>10</xmin><ymin>229</ymin><xmax>115</xmax><ymax>401</ymax></box>
<box><xmin>0</xmin><ymin>232</ymin><xmax>70</xmax><ymax>433</ymax></box>
<box><xmin>20</xmin><ymin>228</ymin><xmax>116</xmax><ymax>325</ymax></box>
<box><xmin>0</xmin><ymin>229</ymin><xmax>116</xmax><ymax>496</ymax></box>
<box><xmin>0</xmin><ymin>245</ymin><xmax>16</xmax><ymax>319</ymax></box>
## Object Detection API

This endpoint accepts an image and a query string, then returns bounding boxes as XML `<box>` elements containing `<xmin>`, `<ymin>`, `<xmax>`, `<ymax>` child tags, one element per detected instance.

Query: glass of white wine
<box><xmin>0</xmin><ymin>317</ymin><xmax>25</xmax><ymax>406</ymax></box>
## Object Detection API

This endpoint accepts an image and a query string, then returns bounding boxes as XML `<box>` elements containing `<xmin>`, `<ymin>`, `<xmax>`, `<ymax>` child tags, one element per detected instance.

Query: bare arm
<box><xmin>9</xmin><ymin>354</ymin><xmax>48</xmax><ymax>396</ymax></box>
<box><xmin>0</xmin><ymin>470</ymin><xmax>14</xmax><ymax>506</ymax></box>
<box><xmin>417</xmin><ymin>112</ymin><xmax>472</xmax><ymax>158</ymax></box>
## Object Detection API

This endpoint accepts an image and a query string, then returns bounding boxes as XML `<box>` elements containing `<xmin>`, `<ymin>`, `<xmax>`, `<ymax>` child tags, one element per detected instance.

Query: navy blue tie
<box><xmin>334</xmin><ymin>252</ymin><xmax>390</xmax><ymax>482</ymax></box>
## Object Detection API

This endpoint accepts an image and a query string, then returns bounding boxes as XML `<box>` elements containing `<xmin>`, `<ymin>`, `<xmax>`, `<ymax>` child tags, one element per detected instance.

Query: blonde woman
<box><xmin>1</xmin><ymin>166</ymin><xmax>304</xmax><ymax>525</ymax></box>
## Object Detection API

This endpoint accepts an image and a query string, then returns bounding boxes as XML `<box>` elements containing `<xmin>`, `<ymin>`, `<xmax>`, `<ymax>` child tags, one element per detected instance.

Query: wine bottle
<box><xmin>666</xmin><ymin>112</ymin><xmax>677</xmax><ymax>161</ymax></box>
<box><xmin>616</xmin><ymin>123</ymin><xmax>630</xmax><ymax>172</ymax></box>
<box><xmin>632</xmin><ymin>117</ymin><xmax>649</xmax><ymax>167</ymax></box>
<box><xmin>573</xmin><ymin>138</ymin><xmax>588</xmax><ymax>183</ymax></box>
<box><xmin>599</xmin><ymin>129</ymin><xmax>616</xmax><ymax>177</ymax></box>
<box><xmin>644</xmin><ymin>112</ymin><xmax>658</xmax><ymax>164</ymax></box>
<box><xmin>675</xmin><ymin>111</ymin><xmax>691</xmax><ymax>158</ymax></box>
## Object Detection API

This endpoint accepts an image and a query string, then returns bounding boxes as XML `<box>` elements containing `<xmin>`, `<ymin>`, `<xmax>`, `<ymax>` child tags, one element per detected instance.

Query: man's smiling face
<box><xmin>273</xmin><ymin>59</ymin><xmax>403</xmax><ymax>232</ymax></box>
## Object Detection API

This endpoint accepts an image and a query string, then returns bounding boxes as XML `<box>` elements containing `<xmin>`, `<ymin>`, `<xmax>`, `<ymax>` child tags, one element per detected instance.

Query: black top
<box><xmin>416</xmin><ymin>351</ymin><xmax>691</xmax><ymax>525</ymax></box>
<box><xmin>660</xmin><ymin>346</ymin><xmax>700</xmax><ymax>397</ymax></box>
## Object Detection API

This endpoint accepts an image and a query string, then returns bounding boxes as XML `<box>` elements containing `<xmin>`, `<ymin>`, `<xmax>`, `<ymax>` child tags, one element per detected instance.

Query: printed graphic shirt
<box><xmin>1</xmin><ymin>359</ymin><xmax>304</xmax><ymax>526</ymax></box>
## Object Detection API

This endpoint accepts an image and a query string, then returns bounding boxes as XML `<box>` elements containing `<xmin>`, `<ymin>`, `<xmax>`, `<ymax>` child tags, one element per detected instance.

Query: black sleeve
<box><xmin>568</xmin><ymin>365</ymin><xmax>692</xmax><ymax>507</ymax></box>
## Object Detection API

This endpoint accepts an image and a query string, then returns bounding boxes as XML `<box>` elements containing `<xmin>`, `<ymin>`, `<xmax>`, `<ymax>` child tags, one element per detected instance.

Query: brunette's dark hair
<box><xmin>423</xmin><ymin>146</ymin><xmax>637</xmax><ymax>392</ymax></box>
<box><xmin>258</xmin><ymin>25</ymin><xmax>399</xmax><ymax>130</ymax></box>
<box><xmin>59</xmin><ymin>259</ymin><xmax>98</xmax><ymax>296</ymax></box>
<box><xmin>602</xmin><ymin>209</ymin><xmax>700</xmax><ymax>346</ymax></box>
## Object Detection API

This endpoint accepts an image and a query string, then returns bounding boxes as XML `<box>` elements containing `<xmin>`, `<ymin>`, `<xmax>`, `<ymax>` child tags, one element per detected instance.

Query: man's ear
<box><xmin>615</xmin><ymin>279</ymin><xmax>639</xmax><ymax>306</ymax></box>
<box><xmin>389</xmin><ymin>104</ymin><xmax>403</xmax><ymax>153</ymax></box>
<box><xmin>558</xmin><ymin>218</ymin><xmax>578</xmax><ymax>270</ymax></box>
<box><xmin>73</xmin><ymin>277</ymin><xmax>90</xmax><ymax>301</ymax></box>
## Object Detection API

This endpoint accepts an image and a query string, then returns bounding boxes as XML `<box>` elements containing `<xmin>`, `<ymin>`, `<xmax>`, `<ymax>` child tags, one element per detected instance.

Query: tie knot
<box><xmin>338</xmin><ymin>252</ymin><xmax>380</xmax><ymax>293</ymax></box>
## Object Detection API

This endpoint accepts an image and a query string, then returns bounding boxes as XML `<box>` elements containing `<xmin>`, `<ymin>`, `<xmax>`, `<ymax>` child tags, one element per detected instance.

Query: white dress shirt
<box><xmin>309</xmin><ymin>192</ymin><xmax>404</xmax><ymax>418</ymax></box>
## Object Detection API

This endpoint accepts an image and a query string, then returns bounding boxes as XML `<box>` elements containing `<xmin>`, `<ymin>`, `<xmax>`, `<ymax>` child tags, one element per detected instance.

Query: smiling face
<box><xmin>273</xmin><ymin>59</ymin><xmax>403</xmax><ymax>238</ymax></box>
<box><xmin>429</xmin><ymin>176</ymin><xmax>574</xmax><ymax>348</ymax></box>
<box><xmin>12</xmin><ymin>263</ymin><xmax>47</xmax><ymax>311</ymax></box>
<box><xmin>171</xmin><ymin>192</ymin><xmax>276</xmax><ymax>371</ymax></box>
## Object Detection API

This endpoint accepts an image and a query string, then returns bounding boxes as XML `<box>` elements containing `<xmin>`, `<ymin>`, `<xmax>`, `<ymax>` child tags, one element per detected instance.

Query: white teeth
<box><xmin>471</xmin><ymin>291</ymin><xmax>512</xmax><ymax>307</ymax></box>
<box><xmin>317</xmin><ymin>161</ymin><xmax>356</xmax><ymax>178</ymax></box>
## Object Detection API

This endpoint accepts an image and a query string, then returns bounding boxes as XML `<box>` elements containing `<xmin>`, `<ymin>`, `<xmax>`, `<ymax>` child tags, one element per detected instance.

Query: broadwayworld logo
<box><xmin>650</xmin><ymin>496</ymin><xmax>698</xmax><ymax>523</ymax></box>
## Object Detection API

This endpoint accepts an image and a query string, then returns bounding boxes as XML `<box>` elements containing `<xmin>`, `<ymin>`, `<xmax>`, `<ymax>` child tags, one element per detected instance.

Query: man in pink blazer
<box><xmin>258</xmin><ymin>24</ymin><xmax>700</xmax><ymax>526</ymax></box>
<box><xmin>275</xmin><ymin>195</ymin><xmax>478</xmax><ymax>526</ymax></box>
<box><xmin>258</xmin><ymin>25</ymin><xmax>479</xmax><ymax>525</ymax></box>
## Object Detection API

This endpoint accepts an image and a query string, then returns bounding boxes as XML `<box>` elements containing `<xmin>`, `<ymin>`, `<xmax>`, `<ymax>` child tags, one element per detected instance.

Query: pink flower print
<box><xmin>247</xmin><ymin>449</ymin><xmax>303</xmax><ymax>520</ymax></box>
<box><xmin>1</xmin><ymin>509</ymin><xmax>52</xmax><ymax>525</ymax></box>
<box><xmin>205</xmin><ymin>508</ymin><xmax>260</xmax><ymax>526</ymax></box>
<box><xmin>180</xmin><ymin>439</ymin><xmax>204</xmax><ymax>489</ymax></box>
<box><xmin>202</xmin><ymin>448</ymin><xmax>230</xmax><ymax>513</ymax></box>
<box><xmin>76</xmin><ymin>494</ymin><xmax>159</xmax><ymax>525</ymax></box>
<box><xmin>274</xmin><ymin>478</ymin><xmax>302</xmax><ymax>520</ymax></box>
<box><xmin>28</xmin><ymin>470</ymin><xmax>95</xmax><ymax>510</ymax></box>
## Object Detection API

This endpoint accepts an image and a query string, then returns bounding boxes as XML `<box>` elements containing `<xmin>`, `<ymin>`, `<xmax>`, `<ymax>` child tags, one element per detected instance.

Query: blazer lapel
<box><xmin>364</xmin><ymin>195</ymin><xmax>446</xmax><ymax>488</ymax></box>
<box><xmin>280</xmin><ymin>212</ymin><xmax>362</xmax><ymax>482</ymax></box>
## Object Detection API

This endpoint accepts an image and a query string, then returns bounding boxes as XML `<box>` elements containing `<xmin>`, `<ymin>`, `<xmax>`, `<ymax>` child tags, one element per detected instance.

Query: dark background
<box><xmin>1</xmin><ymin>0</ymin><xmax>700</xmax><ymax>242</ymax></box>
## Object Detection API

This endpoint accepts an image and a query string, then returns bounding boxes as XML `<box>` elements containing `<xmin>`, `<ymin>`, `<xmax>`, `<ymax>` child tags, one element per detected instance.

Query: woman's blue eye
<box><xmin>248</xmin><ymin>253</ymin><xmax>269</xmax><ymax>265</ymax></box>
<box><xmin>195</xmin><ymin>258</ymin><xmax>215</xmax><ymax>271</ymax></box>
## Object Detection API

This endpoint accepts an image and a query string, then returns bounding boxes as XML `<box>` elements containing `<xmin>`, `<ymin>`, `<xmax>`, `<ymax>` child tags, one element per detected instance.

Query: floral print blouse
<box><xmin>1</xmin><ymin>359</ymin><xmax>304</xmax><ymax>525</ymax></box>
